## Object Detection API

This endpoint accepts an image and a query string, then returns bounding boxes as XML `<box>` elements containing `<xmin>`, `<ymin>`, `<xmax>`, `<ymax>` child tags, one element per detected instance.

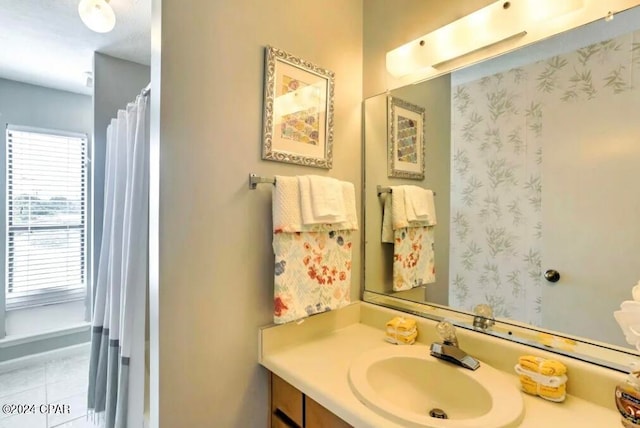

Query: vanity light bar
<box><xmin>386</xmin><ymin>0</ymin><xmax>584</xmax><ymax>78</ymax></box>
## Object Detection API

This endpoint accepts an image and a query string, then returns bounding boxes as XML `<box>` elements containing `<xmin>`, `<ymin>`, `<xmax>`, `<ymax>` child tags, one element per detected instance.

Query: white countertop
<box><xmin>260</xmin><ymin>309</ymin><xmax>621</xmax><ymax>428</ymax></box>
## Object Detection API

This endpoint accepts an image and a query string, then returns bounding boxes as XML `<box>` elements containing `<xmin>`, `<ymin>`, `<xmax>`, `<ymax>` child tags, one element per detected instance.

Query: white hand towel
<box><xmin>340</xmin><ymin>181</ymin><xmax>359</xmax><ymax>231</ymax></box>
<box><xmin>404</xmin><ymin>185</ymin><xmax>437</xmax><ymax>225</ymax></box>
<box><xmin>272</xmin><ymin>175</ymin><xmax>304</xmax><ymax>232</ymax></box>
<box><xmin>309</xmin><ymin>175</ymin><xmax>345</xmax><ymax>218</ymax></box>
<box><xmin>381</xmin><ymin>194</ymin><xmax>394</xmax><ymax>243</ymax></box>
<box><xmin>299</xmin><ymin>176</ymin><xmax>347</xmax><ymax>225</ymax></box>
<box><xmin>390</xmin><ymin>186</ymin><xmax>409</xmax><ymax>230</ymax></box>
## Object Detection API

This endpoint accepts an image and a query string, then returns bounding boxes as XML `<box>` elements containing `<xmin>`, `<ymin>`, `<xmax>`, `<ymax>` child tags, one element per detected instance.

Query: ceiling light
<box><xmin>78</xmin><ymin>0</ymin><xmax>116</xmax><ymax>33</ymax></box>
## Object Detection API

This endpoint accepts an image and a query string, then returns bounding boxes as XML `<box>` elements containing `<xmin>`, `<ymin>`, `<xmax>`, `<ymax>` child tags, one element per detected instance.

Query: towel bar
<box><xmin>249</xmin><ymin>173</ymin><xmax>276</xmax><ymax>189</ymax></box>
<box><xmin>376</xmin><ymin>185</ymin><xmax>391</xmax><ymax>195</ymax></box>
<box><xmin>251</xmin><ymin>178</ymin><xmax>437</xmax><ymax>196</ymax></box>
<box><xmin>377</xmin><ymin>185</ymin><xmax>436</xmax><ymax>196</ymax></box>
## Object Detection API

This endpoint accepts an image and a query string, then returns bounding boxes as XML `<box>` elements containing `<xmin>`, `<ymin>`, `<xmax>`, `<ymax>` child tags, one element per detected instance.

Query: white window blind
<box><xmin>6</xmin><ymin>127</ymin><xmax>88</xmax><ymax>310</ymax></box>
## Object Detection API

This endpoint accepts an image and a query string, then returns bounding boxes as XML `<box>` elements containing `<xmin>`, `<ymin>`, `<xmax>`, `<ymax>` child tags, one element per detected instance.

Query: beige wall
<box><xmin>363</xmin><ymin>0</ymin><xmax>493</xmax><ymax>98</ymax></box>
<box><xmin>363</xmin><ymin>75</ymin><xmax>451</xmax><ymax>306</ymax></box>
<box><xmin>151</xmin><ymin>0</ymin><xmax>362</xmax><ymax>426</ymax></box>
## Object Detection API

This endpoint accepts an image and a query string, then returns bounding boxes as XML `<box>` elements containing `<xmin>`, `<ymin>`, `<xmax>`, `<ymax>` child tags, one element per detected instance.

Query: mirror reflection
<box><xmin>364</xmin><ymin>5</ymin><xmax>640</xmax><ymax>353</ymax></box>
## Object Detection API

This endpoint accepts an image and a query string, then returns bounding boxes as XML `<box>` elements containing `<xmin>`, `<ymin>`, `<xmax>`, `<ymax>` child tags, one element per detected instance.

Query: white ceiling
<box><xmin>0</xmin><ymin>0</ymin><xmax>151</xmax><ymax>95</ymax></box>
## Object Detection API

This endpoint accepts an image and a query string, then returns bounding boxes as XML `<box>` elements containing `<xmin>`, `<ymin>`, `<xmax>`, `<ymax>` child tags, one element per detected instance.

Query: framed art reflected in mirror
<box><xmin>387</xmin><ymin>96</ymin><xmax>425</xmax><ymax>180</ymax></box>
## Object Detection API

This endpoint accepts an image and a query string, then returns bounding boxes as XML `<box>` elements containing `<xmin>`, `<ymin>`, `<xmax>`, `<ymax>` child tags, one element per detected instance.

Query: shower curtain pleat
<box><xmin>116</xmin><ymin>96</ymin><xmax>149</xmax><ymax>428</ymax></box>
<box><xmin>88</xmin><ymin>94</ymin><xmax>149</xmax><ymax>428</ymax></box>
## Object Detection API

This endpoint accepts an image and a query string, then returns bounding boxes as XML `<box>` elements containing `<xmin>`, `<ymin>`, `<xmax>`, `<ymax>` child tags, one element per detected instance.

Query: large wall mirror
<box><xmin>364</xmin><ymin>3</ymin><xmax>640</xmax><ymax>370</ymax></box>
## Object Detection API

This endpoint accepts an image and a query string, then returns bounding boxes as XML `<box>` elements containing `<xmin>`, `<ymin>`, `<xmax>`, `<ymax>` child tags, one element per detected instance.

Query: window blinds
<box><xmin>6</xmin><ymin>127</ymin><xmax>88</xmax><ymax>310</ymax></box>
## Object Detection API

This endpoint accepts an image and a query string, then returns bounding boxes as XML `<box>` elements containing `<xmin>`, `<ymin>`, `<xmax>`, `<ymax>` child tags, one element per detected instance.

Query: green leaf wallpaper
<box><xmin>450</xmin><ymin>29</ymin><xmax>639</xmax><ymax>324</ymax></box>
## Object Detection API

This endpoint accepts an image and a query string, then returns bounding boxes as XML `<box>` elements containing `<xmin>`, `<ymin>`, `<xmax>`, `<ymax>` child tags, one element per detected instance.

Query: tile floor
<box><xmin>0</xmin><ymin>349</ymin><xmax>92</xmax><ymax>428</ymax></box>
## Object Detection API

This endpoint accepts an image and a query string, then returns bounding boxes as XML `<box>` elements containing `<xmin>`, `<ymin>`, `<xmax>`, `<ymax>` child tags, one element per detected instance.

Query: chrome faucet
<box><xmin>430</xmin><ymin>321</ymin><xmax>480</xmax><ymax>370</ymax></box>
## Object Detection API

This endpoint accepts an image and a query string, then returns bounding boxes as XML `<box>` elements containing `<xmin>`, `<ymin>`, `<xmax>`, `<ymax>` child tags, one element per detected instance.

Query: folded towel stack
<box><xmin>614</xmin><ymin>280</ymin><xmax>640</xmax><ymax>351</ymax></box>
<box><xmin>380</xmin><ymin>185</ymin><xmax>437</xmax><ymax>291</ymax></box>
<box><xmin>514</xmin><ymin>356</ymin><xmax>568</xmax><ymax>402</ymax></box>
<box><xmin>382</xmin><ymin>185</ymin><xmax>437</xmax><ymax>243</ymax></box>
<box><xmin>273</xmin><ymin>175</ymin><xmax>358</xmax><ymax>233</ymax></box>
<box><xmin>299</xmin><ymin>175</ymin><xmax>347</xmax><ymax>225</ymax></box>
<box><xmin>271</xmin><ymin>175</ymin><xmax>358</xmax><ymax>324</ymax></box>
<box><xmin>385</xmin><ymin>316</ymin><xmax>418</xmax><ymax>345</ymax></box>
<box><xmin>404</xmin><ymin>185</ymin><xmax>437</xmax><ymax>224</ymax></box>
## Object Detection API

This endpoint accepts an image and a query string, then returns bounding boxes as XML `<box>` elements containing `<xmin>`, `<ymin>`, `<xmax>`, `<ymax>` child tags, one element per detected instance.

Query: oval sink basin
<box><xmin>348</xmin><ymin>345</ymin><xmax>524</xmax><ymax>428</ymax></box>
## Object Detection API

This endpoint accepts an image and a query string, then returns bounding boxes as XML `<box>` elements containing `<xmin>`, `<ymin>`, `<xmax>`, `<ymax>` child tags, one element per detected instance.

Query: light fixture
<box><xmin>78</xmin><ymin>0</ymin><xmax>116</xmax><ymax>33</ymax></box>
<box><xmin>386</xmin><ymin>0</ymin><xmax>583</xmax><ymax>78</ymax></box>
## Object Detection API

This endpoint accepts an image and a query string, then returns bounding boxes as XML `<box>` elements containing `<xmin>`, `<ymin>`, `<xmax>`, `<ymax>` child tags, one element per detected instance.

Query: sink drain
<box><xmin>429</xmin><ymin>408</ymin><xmax>448</xmax><ymax>419</ymax></box>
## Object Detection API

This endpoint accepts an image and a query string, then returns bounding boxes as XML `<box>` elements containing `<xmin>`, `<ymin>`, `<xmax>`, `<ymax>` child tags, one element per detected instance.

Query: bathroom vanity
<box><xmin>271</xmin><ymin>373</ymin><xmax>351</xmax><ymax>427</ymax></box>
<box><xmin>260</xmin><ymin>302</ymin><xmax>623</xmax><ymax>427</ymax></box>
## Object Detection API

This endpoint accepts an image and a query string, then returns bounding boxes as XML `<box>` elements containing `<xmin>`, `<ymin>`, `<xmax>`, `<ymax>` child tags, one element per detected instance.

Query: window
<box><xmin>5</xmin><ymin>126</ymin><xmax>88</xmax><ymax>310</ymax></box>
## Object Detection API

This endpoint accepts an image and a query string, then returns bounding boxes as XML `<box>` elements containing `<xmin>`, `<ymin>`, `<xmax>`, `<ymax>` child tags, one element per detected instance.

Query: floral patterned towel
<box><xmin>393</xmin><ymin>226</ymin><xmax>435</xmax><ymax>291</ymax></box>
<box><xmin>273</xmin><ymin>230</ymin><xmax>353</xmax><ymax>324</ymax></box>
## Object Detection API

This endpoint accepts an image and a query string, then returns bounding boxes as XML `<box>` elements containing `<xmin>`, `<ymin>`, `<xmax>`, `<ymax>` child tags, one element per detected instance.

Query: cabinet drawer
<box><xmin>272</xmin><ymin>410</ymin><xmax>300</xmax><ymax>428</ymax></box>
<box><xmin>271</xmin><ymin>374</ymin><xmax>303</xmax><ymax>427</ymax></box>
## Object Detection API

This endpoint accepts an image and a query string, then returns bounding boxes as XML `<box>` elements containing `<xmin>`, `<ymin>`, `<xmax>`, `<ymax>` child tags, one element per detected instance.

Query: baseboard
<box><xmin>0</xmin><ymin>341</ymin><xmax>90</xmax><ymax>374</ymax></box>
<box><xmin>0</xmin><ymin>322</ymin><xmax>90</xmax><ymax>348</ymax></box>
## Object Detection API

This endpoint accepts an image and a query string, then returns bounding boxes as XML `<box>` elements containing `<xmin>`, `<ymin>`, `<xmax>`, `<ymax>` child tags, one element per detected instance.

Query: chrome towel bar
<box><xmin>249</xmin><ymin>173</ymin><xmax>276</xmax><ymax>189</ymax></box>
<box><xmin>249</xmin><ymin>178</ymin><xmax>437</xmax><ymax>196</ymax></box>
<box><xmin>377</xmin><ymin>185</ymin><xmax>436</xmax><ymax>196</ymax></box>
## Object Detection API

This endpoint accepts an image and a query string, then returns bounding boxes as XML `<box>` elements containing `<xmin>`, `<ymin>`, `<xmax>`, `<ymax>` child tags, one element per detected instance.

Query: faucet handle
<box><xmin>473</xmin><ymin>304</ymin><xmax>495</xmax><ymax>330</ymax></box>
<box><xmin>435</xmin><ymin>321</ymin><xmax>458</xmax><ymax>346</ymax></box>
<box><xmin>473</xmin><ymin>303</ymin><xmax>493</xmax><ymax>318</ymax></box>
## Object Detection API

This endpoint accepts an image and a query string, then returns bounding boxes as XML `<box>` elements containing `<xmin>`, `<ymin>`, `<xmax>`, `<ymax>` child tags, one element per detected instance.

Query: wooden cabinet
<box><xmin>304</xmin><ymin>396</ymin><xmax>351</xmax><ymax>428</ymax></box>
<box><xmin>270</xmin><ymin>373</ymin><xmax>352</xmax><ymax>428</ymax></box>
<box><xmin>271</xmin><ymin>373</ymin><xmax>304</xmax><ymax>427</ymax></box>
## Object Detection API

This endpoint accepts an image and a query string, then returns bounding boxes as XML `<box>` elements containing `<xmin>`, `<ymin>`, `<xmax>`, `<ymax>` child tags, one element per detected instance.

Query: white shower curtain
<box><xmin>88</xmin><ymin>93</ymin><xmax>149</xmax><ymax>428</ymax></box>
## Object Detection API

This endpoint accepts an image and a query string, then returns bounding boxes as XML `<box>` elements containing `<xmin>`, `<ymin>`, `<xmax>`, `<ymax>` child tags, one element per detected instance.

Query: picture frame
<box><xmin>262</xmin><ymin>46</ymin><xmax>335</xmax><ymax>169</ymax></box>
<box><xmin>387</xmin><ymin>96</ymin><xmax>425</xmax><ymax>180</ymax></box>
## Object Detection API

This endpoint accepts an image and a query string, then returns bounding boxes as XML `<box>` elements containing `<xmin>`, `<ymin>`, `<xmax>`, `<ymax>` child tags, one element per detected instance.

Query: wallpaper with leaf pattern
<box><xmin>450</xmin><ymin>29</ymin><xmax>640</xmax><ymax>325</ymax></box>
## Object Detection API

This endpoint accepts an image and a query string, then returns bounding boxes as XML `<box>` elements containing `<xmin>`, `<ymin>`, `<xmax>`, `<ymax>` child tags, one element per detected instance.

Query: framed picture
<box><xmin>387</xmin><ymin>96</ymin><xmax>425</xmax><ymax>180</ymax></box>
<box><xmin>262</xmin><ymin>46</ymin><xmax>335</xmax><ymax>169</ymax></box>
